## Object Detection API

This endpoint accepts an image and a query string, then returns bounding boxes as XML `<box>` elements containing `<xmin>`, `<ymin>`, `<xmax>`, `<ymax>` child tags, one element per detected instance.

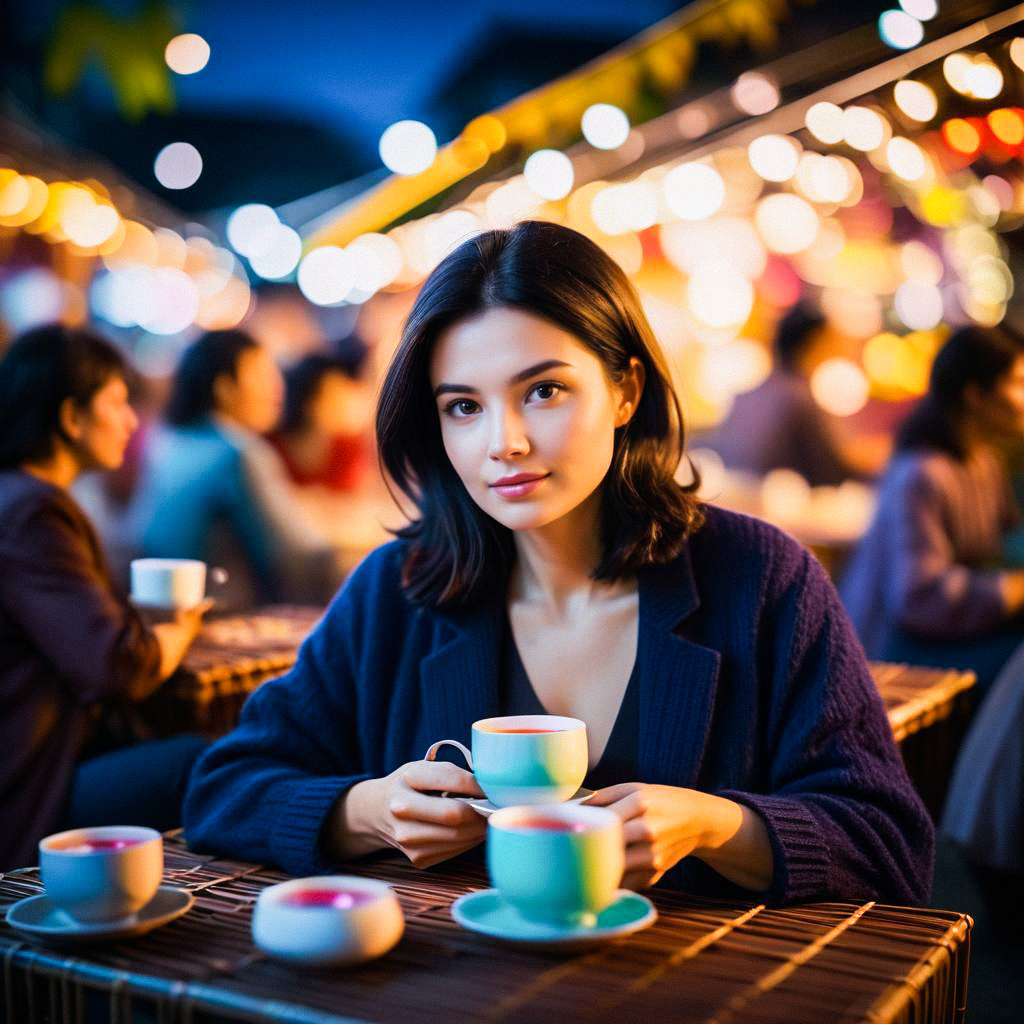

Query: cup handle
<box><xmin>424</xmin><ymin>739</ymin><xmax>473</xmax><ymax>771</ymax></box>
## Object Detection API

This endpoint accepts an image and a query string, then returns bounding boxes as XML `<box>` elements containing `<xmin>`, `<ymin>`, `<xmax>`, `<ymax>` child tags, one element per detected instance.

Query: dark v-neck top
<box><xmin>500</xmin><ymin>612</ymin><xmax>641</xmax><ymax>790</ymax></box>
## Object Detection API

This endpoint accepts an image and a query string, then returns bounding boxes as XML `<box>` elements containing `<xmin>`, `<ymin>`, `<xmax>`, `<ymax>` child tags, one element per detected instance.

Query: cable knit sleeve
<box><xmin>720</xmin><ymin>545</ymin><xmax>934</xmax><ymax>905</ymax></box>
<box><xmin>182</xmin><ymin>555</ymin><xmax>377</xmax><ymax>876</ymax></box>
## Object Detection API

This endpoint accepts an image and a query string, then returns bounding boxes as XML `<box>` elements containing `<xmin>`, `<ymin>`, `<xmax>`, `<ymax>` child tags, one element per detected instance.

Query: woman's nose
<box><xmin>487</xmin><ymin>406</ymin><xmax>529</xmax><ymax>460</ymax></box>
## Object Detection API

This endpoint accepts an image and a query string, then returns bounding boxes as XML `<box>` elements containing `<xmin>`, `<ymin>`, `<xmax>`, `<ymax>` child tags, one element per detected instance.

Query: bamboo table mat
<box><xmin>0</xmin><ymin>834</ymin><xmax>971</xmax><ymax>1024</ymax></box>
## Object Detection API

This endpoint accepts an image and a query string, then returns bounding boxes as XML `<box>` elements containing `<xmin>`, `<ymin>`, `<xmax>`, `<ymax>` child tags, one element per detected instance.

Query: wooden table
<box><xmin>0</xmin><ymin>834</ymin><xmax>971</xmax><ymax>1024</ymax></box>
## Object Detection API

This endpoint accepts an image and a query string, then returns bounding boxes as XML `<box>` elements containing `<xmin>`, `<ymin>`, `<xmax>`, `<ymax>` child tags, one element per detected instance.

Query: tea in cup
<box><xmin>39</xmin><ymin>826</ymin><xmax>163</xmax><ymax>923</ymax></box>
<box><xmin>130</xmin><ymin>558</ymin><xmax>207</xmax><ymax>610</ymax></box>
<box><xmin>426</xmin><ymin>714</ymin><xmax>587</xmax><ymax>807</ymax></box>
<box><xmin>487</xmin><ymin>805</ymin><xmax>624</xmax><ymax>928</ymax></box>
<box><xmin>252</xmin><ymin>876</ymin><xmax>405</xmax><ymax>965</ymax></box>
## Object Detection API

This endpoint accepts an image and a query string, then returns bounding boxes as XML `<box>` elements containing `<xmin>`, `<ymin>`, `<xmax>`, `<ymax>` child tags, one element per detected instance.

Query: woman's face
<box><xmin>216</xmin><ymin>346</ymin><xmax>284</xmax><ymax>434</ymax></box>
<box><xmin>309</xmin><ymin>371</ymin><xmax>371</xmax><ymax>436</ymax></box>
<box><xmin>430</xmin><ymin>306</ymin><xmax>641</xmax><ymax>534</ymax></box>
<box><xmin>970</xmin><ymin>355</ymin><xmax>1024</xmax><ymax>444</ymax></box>
<box><xmin>64</xmin><ymin>375</ymin><xmax>138</xmax><ymax>472</ymax></box>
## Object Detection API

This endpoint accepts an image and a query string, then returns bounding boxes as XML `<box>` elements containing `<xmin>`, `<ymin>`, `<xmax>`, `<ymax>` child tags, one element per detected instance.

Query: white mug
<box><xmin>131</xmin><ymin>558</ymin><xmax>207</xmax><ymax>609</ymax></box>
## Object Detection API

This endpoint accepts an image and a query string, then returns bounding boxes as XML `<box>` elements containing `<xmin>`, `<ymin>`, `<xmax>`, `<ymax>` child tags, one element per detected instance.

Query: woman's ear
<box><xmin>615</xmin><ymin>357</ymin><xmax>646</xmax><ymax>428</ymax></box>
<box><xmin>57</xmin><ymin>397</ymin><xmax>84</xmax><ymax>443</ymax></box>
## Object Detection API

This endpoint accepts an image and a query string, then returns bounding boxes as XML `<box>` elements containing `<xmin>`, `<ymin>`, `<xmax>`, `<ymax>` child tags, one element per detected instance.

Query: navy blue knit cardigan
<box><xmin>183</xmin><ymin>505</ymin><xmax>933</xmax><ymax>905</ymax></box>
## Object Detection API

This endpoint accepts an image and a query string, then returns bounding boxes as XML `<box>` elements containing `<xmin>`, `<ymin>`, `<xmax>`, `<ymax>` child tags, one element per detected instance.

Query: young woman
<box><xmin>841</xmin><ymin>325</ymin><xmax>1024</xmax><ymax>693</ymax></box>
<box><xmin>185</xmin><ymin>222</ymin><xmax>932</xmax><ymax>905</ymax></box>
<box><xmin>133</xmin><ymin>329</ymin><xmax>345</xmax><ymax>609</ymax></box>
<box><xmin>0</xmin><ymin>325</ymin><xmax>209</xmax><ymax>870</ymax></box>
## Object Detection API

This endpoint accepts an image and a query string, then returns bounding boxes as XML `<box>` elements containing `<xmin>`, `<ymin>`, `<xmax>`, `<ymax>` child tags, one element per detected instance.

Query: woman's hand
<box><xmin>152</xmin><ymin>598</ymin><xmax>215</xmax><ymax>681</ymax></box>
<box><xmin>585</xmin><ymin>783</ymin><xmax>773</xmax><ymax>892</ymax></box>
<box><xmin>328</xmin><ymin>760</ymin><xmax>487</xmax><ymax>868</ymax></box>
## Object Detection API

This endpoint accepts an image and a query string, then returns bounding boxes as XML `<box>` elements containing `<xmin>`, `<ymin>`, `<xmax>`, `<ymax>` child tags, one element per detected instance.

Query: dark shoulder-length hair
<box><xmin>279</xmin><ymin>351</ymin><xmax>362</xmax><ymax>433</ymax></box>
<box><xmin>164</xmin><ymin>329</ymin><xmax>259</xmax><ymax>427</ymax></box>
<box><xmin>896</xmin><ymin>324</ymin><xmax>1024</xmax><ymax>459</ymax></box>
<box><xmin>0</xmin><ymin>323</ymin><xmax>130</xmax><ymax>469</ymax></box>
<box><xmin>376</xmin><ymin>219</ymin><xmax>703</xmax><ymax>609</ymax></box>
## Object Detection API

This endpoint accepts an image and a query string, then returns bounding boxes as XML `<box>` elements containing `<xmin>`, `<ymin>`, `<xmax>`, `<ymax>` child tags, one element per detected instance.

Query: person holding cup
<box><xmin>0</xmin><ymin>325</ymin><xmax>211</xmax><ymax>871</ymax></box>
<box><xmin>185</xmin><ymin>222</ymin><xmax>933</xmax><ymax>905</ymax></box>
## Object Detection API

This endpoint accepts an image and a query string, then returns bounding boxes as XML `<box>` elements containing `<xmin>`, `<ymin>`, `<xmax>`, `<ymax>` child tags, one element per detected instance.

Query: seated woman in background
<box><xmin>0</xmin><ymin>325</ymin><xmax>209</xmax><ymax>871</ymax></box>
<box><xmin>705</xmin><ymin>304</ymin><xmax>874</xmax><ymax>487</ymax></box>
<box><xmin>841</xmin><ymin>324</ymin><xmax>1024</xmax><ymax>693</ymax></box>
<box><xmin>184</xmin><ymin>221</ymin><xmax>931</xmax><ymax>906</ymax></box>
<box><xmin>269</xmin><ymin>347</ymin><xmax>373</xmax><ymax>492</ymax></box>
<box><xmin>133</xmin><ymin>329</ymin><xmax>345</xmax><ymax>610</ymax></box>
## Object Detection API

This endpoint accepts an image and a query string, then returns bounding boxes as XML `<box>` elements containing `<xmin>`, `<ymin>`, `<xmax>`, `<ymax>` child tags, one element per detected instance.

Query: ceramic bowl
<box><xmin>252</xmin><ymin>876</ymin><xmax>405</xmax><ymax>966</ymax></box>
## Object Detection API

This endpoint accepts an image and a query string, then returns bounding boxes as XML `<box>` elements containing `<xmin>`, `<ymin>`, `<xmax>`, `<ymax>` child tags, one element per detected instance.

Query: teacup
<box><xmin>487</xmin><ymin>804</ymin><xmax>624</xmax><ymax>928</ymax></box>
<box><xmin>39</xmin><ymin>826</ymin><xmax>163</xmax><ymax>923</ymax></box>
<box><xmin>425</xmin><ymin>714</ymin><xmax>588</xmax><ymax>807</ymax></box>
<box><xmin>252</xmin><ymin>876</ymin><xmax>405</xmax><ymax>965</ymax></box>
<box><xmin>130</xmin><ymin>558</ymin><xmax>207</xmax><ymax>610</ymax></box>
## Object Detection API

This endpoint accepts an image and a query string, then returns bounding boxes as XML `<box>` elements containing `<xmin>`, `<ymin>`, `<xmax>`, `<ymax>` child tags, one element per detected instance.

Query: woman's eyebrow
<box><xmin>433</xmin><ymin>359</ymin><xmax>572</xmax><ymax>397</ymax></box>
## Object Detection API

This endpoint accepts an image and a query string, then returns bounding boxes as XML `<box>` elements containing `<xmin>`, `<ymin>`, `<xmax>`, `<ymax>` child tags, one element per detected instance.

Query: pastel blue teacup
<box><xmin>487</xmin><ymin>804</ymin><xmax>625</xmax><ymax>928</ymax></box>
<box><xmin>425</xmin><ymin>715</ymin><xmax>588</xmax><ymax>807</ymax></box>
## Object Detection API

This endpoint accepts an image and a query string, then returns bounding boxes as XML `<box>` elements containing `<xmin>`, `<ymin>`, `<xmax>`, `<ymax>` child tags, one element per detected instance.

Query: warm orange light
<box><xmin>987</xmin><ymin>108</ymin><xmax>1024</xmax><ymax>147</ymax></box>
<box><xmin>942</xmin><ymin>118</ymin><xmax>981</xmax><ymax>155</ymax></box>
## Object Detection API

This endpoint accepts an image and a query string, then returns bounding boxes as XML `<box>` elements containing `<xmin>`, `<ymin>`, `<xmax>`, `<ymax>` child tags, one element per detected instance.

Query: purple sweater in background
<box><xmin>841</xmin><ymin>448</ymin><xmax>1019</xmax><ymax>659</ymax></box>
<box><xmin>184</xmin><ymin>505</ymin><xmax>933</xmax><ymax>905</ymax></box>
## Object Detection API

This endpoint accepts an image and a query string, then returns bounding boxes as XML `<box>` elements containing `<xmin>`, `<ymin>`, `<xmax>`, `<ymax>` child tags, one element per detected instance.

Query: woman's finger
<box><xmin>390</xmin><ymin>788</ymin><xmax>485</xmax><ymax>827</ymax></box>
<box><xmin>624</xmin><ymin>843</ymin><xmax>655</xmax><ymax>873</ymax></box>
<box><xmin>622</xmin><ymin>818</ymin><xmax>656</xmax><ymax>846</ymax></box>
<box><xmin>584</xmin><ymin>782</ymin><xmax>641</xmax><ymax>807</ymax></box>
<box><xmin>403</xmin><ymin>760</ymin><xmax>485</xmax><ymax>798</ymax></box>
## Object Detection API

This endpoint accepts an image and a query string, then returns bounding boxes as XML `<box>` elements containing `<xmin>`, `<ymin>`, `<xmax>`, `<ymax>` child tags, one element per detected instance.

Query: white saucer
<box><xmin>451</xmin><ymin>888</ymin><xmax>656</xmax><ymax>949</ymax></box>
<box><xmin>457</xmin><ymin>788</ymin><xmax>595</xmax><ymax>817</ymax></box>
<box><xmin>5</xmin><ymin>885</ymin><xmax>194</xmax><ymax>945</ymax></box>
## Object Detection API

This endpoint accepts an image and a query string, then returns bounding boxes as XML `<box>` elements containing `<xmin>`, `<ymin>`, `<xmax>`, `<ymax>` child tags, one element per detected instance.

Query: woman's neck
<box><xmin>21</xmin><ymin>447</ymin><xmax>80</xmax><ymax>491</ymax></box>
<box><xmin>510</xmin><ymin>491</ymin><xmax>632</xmax><ymax>615</ymax></box>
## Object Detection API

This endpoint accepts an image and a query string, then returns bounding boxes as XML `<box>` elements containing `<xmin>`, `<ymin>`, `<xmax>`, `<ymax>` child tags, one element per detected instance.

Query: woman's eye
<box><xmin>529</xmin><ymin>382</ymin><xmax>562</xmax><ymax>402</ymax></box>
<box><xmin>444</xmin><ymin>398</ymin><xmax>479</xmax><ymax>417</ymax></box>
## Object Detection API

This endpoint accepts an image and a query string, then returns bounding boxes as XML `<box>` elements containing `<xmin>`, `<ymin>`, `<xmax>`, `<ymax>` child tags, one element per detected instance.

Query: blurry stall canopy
<box><xmin>308</xmin><ymin>0</ymin><xmax>812</xmax><ymax>248</ymax></box>
<box><xmin>0</xmin><ymin>101</ymin><xmax>184</xmax><ymax>230</ymax></box>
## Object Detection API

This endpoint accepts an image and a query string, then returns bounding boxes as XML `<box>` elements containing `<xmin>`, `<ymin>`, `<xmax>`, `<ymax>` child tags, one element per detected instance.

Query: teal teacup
<box><xmin>487</xmin><ymin>804</ymin><xmax>625</xmax><ymax>928</ymax></box>
<box><xmin>426</xmin><ymin>714</ymin><xmax>588</xmax><ymax>807</ymax></box>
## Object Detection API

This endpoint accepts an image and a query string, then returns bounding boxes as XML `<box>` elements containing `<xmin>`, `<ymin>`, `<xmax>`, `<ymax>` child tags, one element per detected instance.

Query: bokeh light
<box><xmin>944</xmin><ymin>53</ymin><xmax>1003</xmax><ymax>99</ymax></box>
<box><xmin>226</xmin><ymin>203</ymin><xmax>280</xmax><ymax>257</ymax></box>
<box><xmin>730</xmin><ymin>72</ymin><xmax>780</xmax><ymax>116</ymax></box>
<box><xmin>893</xmin><ymin>80</ymin><xmax>938</xmax><ymax>122</ymax></box>
<box><xmin>842</xmin><ymin>106</ymin><xmax>888</xmax><ymax>151</ymax></box>
<box><xmin>523</xmin><ymin>150</ymin><xmax>574</xmax><ymax>200</ymax></box>
<box><xmin>663</xmin><ymin>163</ymin><xmax>725</xmax><ymax>221</ymax></box>
<box><xmin>686</xmin><ymin>262</ymin><xmax>754</xmax><ymax>329</ymax></box>
<box><xmin>886</xmin><ymin>137</ymin><xmax>928</xmax><ymax>181</ymax></box>
<box><xmin>154</xmin><ymin>142</ymin><xmax>203</xmax><ymax>190</ymax></box>
<box><xmin>899</xmin><ymin>0</ymin><xmax>937</xmax><ymax>19</ymax></box>
<box><xmin>942</xmin><ymin>118</ymin><xmax>982</xmax><ymax>156</ymax></box>
<box><xmin>805</xmin><ymin>102</ymin><xmax>845</xmax><ymax>145</ymax></box>
<box><xmin>754</xmin><ymin>194</ymin><xmax>819</xmax><ymax>254</ymax></box>
<box><xmin>247</xmin><ymin>224</ymin><xmax>302</xmax><ymax>279</ymax></box>
<box><xmin>164</xmin><ymin>33</ymin><xmax>210</xmax><ymax>75</ymax></box>
<box><xmin>810</xmin><ymin>358</ymin><xmax>870</xmax><ymax>416</ymax></box>
<box><xmin>894</xmin><ymin>280</ymin><xmax>944</xmax><ymax>329</ymax></box>
<box><xmin>379</xmin><ymin>120</ymin><xmax>437</xmax><ymax>176</ymax></box>
<box><xmin>747</xmin><ymin>134</ymin><xmax>800</xmax><ymax>182</ymax></box>
<box><xmin>878</xmin><ymin>10</ymin><xmax>925</xmax><ymax>50</ymax></box>
<box><xmin>581</xmin><ymin>104</ymin><xmax>631</xmax><ymax>150</ymax></box>
<box><xmin>987</xmin><ymin>108</ymin><xmax>1024</xmax><ymax>146</ymax></box>
<box><xmin>297</xmin><ymin>246</ymin><xmax>354</xmax><ymax>305</ymax></box>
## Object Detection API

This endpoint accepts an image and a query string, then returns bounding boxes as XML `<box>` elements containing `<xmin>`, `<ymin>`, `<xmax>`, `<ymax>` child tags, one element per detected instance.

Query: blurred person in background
<box><xmin>0</xmin><ymin>325</ymin><xmax>209</xmax><ymax>871</ymax></box>
<box><xmin>840</xmin><ymin>324</ymin><xmax>1024</xmax><ymax>693</ymax></box>
<box><xmin>269</xmin><ymin>343</ymin><xmax>373</xmax><ymax>493</ymax></box>
<box><xmin>706</xmin><ymin>304</ymin><xmax>873</xmax><ymax>487</ymax></box>
<box><xmin>132</xmin><ymin>329</ymin><xmax>345</xmax><ymax>610</ymax></box>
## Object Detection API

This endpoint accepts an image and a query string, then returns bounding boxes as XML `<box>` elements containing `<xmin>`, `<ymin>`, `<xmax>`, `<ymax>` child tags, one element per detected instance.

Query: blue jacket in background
<box><xmin>184</xmin><ymin>504</ymin><xmax>933</xmax><ymax>905</ymax></box>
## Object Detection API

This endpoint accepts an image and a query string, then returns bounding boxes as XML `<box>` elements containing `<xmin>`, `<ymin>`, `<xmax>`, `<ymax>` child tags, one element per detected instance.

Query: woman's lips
<box><xmin>490</xmin><ymin>473</ymin><xmax>550</xmax><ymax>498</ymax></box>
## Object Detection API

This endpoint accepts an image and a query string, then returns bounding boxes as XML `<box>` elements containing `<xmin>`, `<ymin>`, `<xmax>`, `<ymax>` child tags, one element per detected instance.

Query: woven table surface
<box><xmin>0</xmin><ymin>834</ymin><xmax>970</xmax><ymax>1024</ymax></box>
